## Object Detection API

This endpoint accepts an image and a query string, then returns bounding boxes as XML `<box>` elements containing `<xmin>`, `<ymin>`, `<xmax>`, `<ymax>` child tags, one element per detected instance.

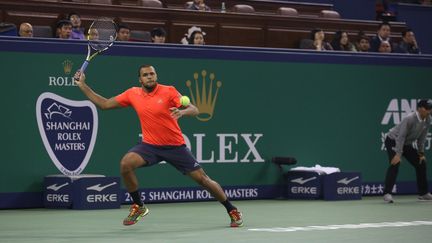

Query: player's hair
<box><xmin>310</xmin><ymin>28</ymin><xmax>323</xmax><ymax>40</ymax></box>
<box><xmin>401</xmin><ymin>28</ymin><xmax>413</xmax><ymax>37</ymax></box>
<box><xmin>56</xmin><ymin>19</ymin><xmax>72</xmax><ymax>29</ymax></box>
<box><xmin>378</xmin><ymin>22</ymin><xmax>391</xmax><ymax>30</ymax></box>
<box><xmin>117</xmin><ymin>24</ymin><xmax>130</xmax><ymax>32</ymax></box>
<box><xmin>357</xmin><ymin>31</ymin><xmax>370</xmax><ymax>42</ymax></box>
<box><xmin>188</xmin><ymin>31</ymin><xmax>204</xmax><ymax>44</ymax></box>
<box><xmin>138</xmin><ymin>65</ymin><xmax>153</xmax><ymax>76</ymax></box>
<box><xmin>67</xmin><ymin>12</ymin><xmax>80</xmax><ymax>20</ymax></box>
<box><xmin>151</xmin><ymin>27</ymin><xmax>166</xmax><ymax>38</ymax></box>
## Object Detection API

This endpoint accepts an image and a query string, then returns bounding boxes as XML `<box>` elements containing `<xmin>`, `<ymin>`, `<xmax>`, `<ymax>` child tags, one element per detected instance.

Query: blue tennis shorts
<box><xmin>128</xmin><ymin>142</ymin><xmax>201</xmax><ymax>174</ymax></box>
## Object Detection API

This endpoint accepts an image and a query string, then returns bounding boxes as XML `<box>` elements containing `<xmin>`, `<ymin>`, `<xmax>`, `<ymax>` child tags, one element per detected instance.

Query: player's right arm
<box><xmin>74</xmin><ymin>71</ymin><xmax>122</xmax><ymax>110</ymax></box>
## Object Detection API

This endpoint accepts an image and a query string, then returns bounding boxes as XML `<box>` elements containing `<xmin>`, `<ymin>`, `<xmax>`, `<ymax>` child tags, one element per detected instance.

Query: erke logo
<box><xmin>36</xmin><ymin>92</ymin><xmax>98</xmax><ymax>176</ymax></box>
<box><xmin>336</xmin><ymin>176</ymin><xmax>360</xmax><ymax>195</ymax></box>
<box><xmin>337</xmin><ymin>176</ymin><xmax>359</xmax><ymax>185</ymax></box>
<box><xmin>291</xmin><ymin>177</ymin><xmax>317</xmax><ymax>185</ymax></box>
<box><xmin>86</xmin><ymin>182</ymin><xmax>117</xmax><ymax>192</ymax></box>
<box><xmin>86</xmin><ymin>182</ymin><xmax>118</xmax><ymax>203</ymax></box>
<box><xmin>47</xmin><ymin>182</ymin><xmax>69</xmax><ymax>191</ymax></box>
<box><xmin>46</xmin><ymin>182</ymin><xmax>70</xmax><ymax>202</ymax></box>
<box><xmin>186</xmin><ymin>70</ymin><xmax>222</xmax><ymax>121</ymax></box>
<box><xmin>290</xmin><ymin>176</ymin><xmax>318</xmax><ymax>194</ymax></box>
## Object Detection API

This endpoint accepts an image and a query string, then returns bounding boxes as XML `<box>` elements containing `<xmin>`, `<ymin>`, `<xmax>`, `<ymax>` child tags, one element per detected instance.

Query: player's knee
<box><xmin>120</xmin><ymin>154</ymin><xmax>138</xmax><ymax>174</ymax></box>
<box><xmin>197</xmin><ymin>174</ymin><xmax>212</xmax><ymax>187</ymax></box>
<box><xmin>120</xmin><ymin>160</ymin><xmax>133</xmax><ymax>174</ymax></box>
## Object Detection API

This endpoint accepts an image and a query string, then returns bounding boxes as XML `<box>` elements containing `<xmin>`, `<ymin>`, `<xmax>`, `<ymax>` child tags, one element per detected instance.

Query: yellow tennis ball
<box><xmin>180</xmin><ymin>96</ymin><xmax>190</xmax><ymax>106</ymax></box>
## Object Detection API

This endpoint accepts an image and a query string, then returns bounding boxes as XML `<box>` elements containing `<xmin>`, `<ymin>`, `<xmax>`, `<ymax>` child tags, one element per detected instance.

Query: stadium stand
<box><xmin>277</xmin><ymin>7</ymin><xmax>299</xmax><ymax>17</ymax></box>
<box><xmin>231</xmin><ymin>4</ymin><xmax>256</xmax><ymax>13</ymax></box>
<box><xmin>0</xmin><ymin>0</ymin><xmax>407</xmax><ymax>48</ymax></box>
<box><xmin>138</xmin><ymin>0</ymin><xmax>164</xmax><ymax>8</ymax></box>
<box><xmin>33</xmin><ymin>25</ymin><xmax>53</xmax><ymax>37</ymax></box>
<box><xmin>116</xmin><ymin>0</ymin><xmax>334</xmax><ymax>16</ymax></box>
<box><xmin>0</xmin><ymin>22</ymin><xmax>17</xmax><ymax>36</ymax></box>
<box><xmin>130</xmin><ymin>29</ymin><xmax>152</xmax><ymax>42</ymax></box>
<box><xmin>319</xmin><ymin>9</ymin><xmax>340</xmax><ymax>19</ymax></box>
<box><xmin>88</xmin><ymin>0</ymin><xmax>113</xmax><ymax>4</ymax></box>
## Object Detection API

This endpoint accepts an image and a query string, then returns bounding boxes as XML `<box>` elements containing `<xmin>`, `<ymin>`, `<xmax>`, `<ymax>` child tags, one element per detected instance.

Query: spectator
<box><xmin>116</xmin><ymin>24</ymin><xmax>131</xmax><ymax>41</ymax></box>
<box><xmin>181</xmin><ymin>26</ymin><xmax>206</xmax><ymax>45</ymax></box>
<box><xmin>356</xmin><ymin>33</ymin><xmax>370</xmax><ymax>52</ymax></box>
<box><xmin>88</xmin><ymin>28</ymin><xmax>99</xmax><ymax>40</ymax></box>
<box><xmin>299</xmin><ymin>28</ymin><xmax>333</xmax><ymax>51</ymax></box>
<box><xmin>378</xmin><ymin>40</ymin><xmax>392</xmax><ymax>53</ymax></box>
<box><xmin>56</xmin><ymin>20</ymin><xmax>73</xmax><ymax>39</ymax></box>
<box><xmin>150</xmin><ymin>27</ymin><xmax>166</xmax><ymax>43</ymax></box>
<box><xmin>68</xmin><ymin>12</ymin><xmax>85</xmax><ymax>40</ymax></box>
<box><xmin>189</xmin><ymin>30</ymin><xmax>205</xmax><ymax>45</ymax></box>
<box><xmin>394</xmin><ymin>29</ymin><xmax>420</xmax><ymax>54</ymax></box>
<box><xmin>187</xmin><ymin>0</ymin><xmax>211</xmax><ymax>11</ymax></box>
<box><xmin>330</xmin><ymin>30</ymin><xmax>356</xmax><ymax>51</ymax></box>
<box><xmin>369</xmin><ymin>22</ymin><xmax>392</xmax><ymax>52</ymax></box>
<box><xmin>19</xmin><ymin>22</ymin><xmax>33</xmax><ymax>37</ymax></box>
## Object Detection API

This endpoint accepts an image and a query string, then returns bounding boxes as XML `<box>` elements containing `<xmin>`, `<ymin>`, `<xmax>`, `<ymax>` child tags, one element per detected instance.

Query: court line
<box><xmin>248</xmin><ymin>220</ymin><xmax>432</xmax><ymax>232</ymax></box>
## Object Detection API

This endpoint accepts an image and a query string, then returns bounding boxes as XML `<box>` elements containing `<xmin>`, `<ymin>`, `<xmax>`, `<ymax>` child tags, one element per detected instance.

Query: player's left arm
<box><xmin>181</xmin><ymin>103</ymin><xmax>199</xmax><ymax>116</ymax></box>
<box><xmin>169</xmin><ymin>89</ymin><xmax>199</xmax><ymax>119</ymax></box>
<box><xmin>170</xmin><ymin>103</ymin><xmax>199</xmax><ymax>119</ymax></box>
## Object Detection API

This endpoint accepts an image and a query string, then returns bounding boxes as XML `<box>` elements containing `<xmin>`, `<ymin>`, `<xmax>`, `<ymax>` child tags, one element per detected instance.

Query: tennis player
<box><xmin>383</xmin><ymin>99</ymin><xmax>432</xmax><ymax>203</ymax></box>
<box><xmin>74</xmin><ymin>65</ymin><xmax>243</xmax><ymax>227</ymax></box>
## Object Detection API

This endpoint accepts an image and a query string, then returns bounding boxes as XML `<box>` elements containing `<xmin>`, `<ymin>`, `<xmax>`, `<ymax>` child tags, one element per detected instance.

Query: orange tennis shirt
<box><xmin>115</xmin><ymin>84</ymin><xmax>184</xmax><ymax>146</ymax></box>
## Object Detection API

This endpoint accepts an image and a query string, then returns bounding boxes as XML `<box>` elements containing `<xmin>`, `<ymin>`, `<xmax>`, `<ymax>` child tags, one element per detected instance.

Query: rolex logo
<box><xmin>62</xmin><ymin>60</ymin><xmax>73</xmax><ymax>75</ymax></box>
<box><xmin>186</xmin><ymin>70</ymin><xmax>222</xmax><ymax>121</ymax></box>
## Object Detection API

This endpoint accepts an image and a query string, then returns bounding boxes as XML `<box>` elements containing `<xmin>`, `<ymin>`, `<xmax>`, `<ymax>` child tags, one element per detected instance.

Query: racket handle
<box><xmin>80</xmin><ymin>61</ymin><xmax>89</xmax><ymax>72</ymax></box>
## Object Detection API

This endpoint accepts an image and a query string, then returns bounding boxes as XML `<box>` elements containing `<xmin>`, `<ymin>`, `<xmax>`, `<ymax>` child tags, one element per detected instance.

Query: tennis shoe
<box><xmin>123</xmin><ymin>204</ymin><xmax>149</xmax><ymax>226</ymax></box>
<box><xmin>418</xmin><ymin>192</ymin><xmax>432</xmax><ymax>201</ymax></box>
<box><xmin>228</xmin><ymin>209</ymin><xmax>243</xmax><ymax>227</ymax></box>
<box><xmin>383</xmin><ymin>193</ymin><xmax>394</xmax><ymax>203</ymax></box>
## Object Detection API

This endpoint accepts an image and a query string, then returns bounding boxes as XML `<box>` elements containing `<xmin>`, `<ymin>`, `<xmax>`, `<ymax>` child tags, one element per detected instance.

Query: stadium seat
<box><xmin>231</xmin><ymin>4</ymin><xmax>255</xmax><ymax>13</ymax></box>
<box><xmin>137</xmin><ymin>0</ymin><xmax>163</xmax><ymax>8</ymax></box>
<box><xmin>33</xmin><ymin>25</ymin><xmax>53</xmax><ymax>38</ymax></box>
<box><xmin>184</xmin><ymin>1</ymin><xmax>193</xmax><ymax>9</ymax></box>
<box><xmin>277</xmin><ymin>7</ymin><xmax>298</xmax><ymax>17</ymax></box>
<box><xmin>130</xmin><ymin>30</ymin><xmax>151</xmax><ymax>42</ymax></box>
<box><xmin>320</xmin><ymin>10</ymin><xmax>340</xmax><ymax>19</ymax></box>
<box><xmin>0</xmin><ymin>22</ymin><xmax>17</xmax><ymax>36</ymax></box>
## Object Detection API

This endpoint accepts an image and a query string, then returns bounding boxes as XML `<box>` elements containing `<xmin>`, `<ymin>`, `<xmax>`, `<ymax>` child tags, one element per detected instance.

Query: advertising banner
<box><xmin>1</xmin><ymin>39</ymin><xmax>431</xmax><ymax>207</ymax></box>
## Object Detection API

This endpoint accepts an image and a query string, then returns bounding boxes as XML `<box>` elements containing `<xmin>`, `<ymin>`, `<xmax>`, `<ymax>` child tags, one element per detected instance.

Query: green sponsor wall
<box><xmin>1</xmin><ymin>49</ymin><xmax>431</xmax><ymax>194</ymax></box>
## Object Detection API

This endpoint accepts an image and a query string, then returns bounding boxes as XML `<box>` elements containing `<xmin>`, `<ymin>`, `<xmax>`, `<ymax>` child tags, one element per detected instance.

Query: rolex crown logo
<box><xmin>62</xmin><ymin>59</ymin><xmax>73</xmax><ymax>75</ymax></box>
<box><xmin>186</xmin><ymin>70</ymin><xmax>222</xmax><ymax>122</ymax></box>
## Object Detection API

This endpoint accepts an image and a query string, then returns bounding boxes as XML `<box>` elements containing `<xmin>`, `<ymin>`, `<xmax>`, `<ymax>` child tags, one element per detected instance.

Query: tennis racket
<box><xmin>78</xmin><ymin>18</ymin><xmax>117</xmax><ymax>73</ymax></box>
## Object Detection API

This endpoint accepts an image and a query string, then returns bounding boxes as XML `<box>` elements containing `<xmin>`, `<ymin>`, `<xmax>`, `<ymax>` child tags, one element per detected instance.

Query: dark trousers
<box><xmin>384</xmin><ymin>136</ymin><xmax>429</xmax><ymax>195</ymax></box>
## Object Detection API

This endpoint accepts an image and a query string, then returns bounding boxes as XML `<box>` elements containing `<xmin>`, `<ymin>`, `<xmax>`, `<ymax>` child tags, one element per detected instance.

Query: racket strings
<box><xmin>88</xmin><ymin>19</ymin><xmax>116</xmax><ymax>51</ymax></box>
